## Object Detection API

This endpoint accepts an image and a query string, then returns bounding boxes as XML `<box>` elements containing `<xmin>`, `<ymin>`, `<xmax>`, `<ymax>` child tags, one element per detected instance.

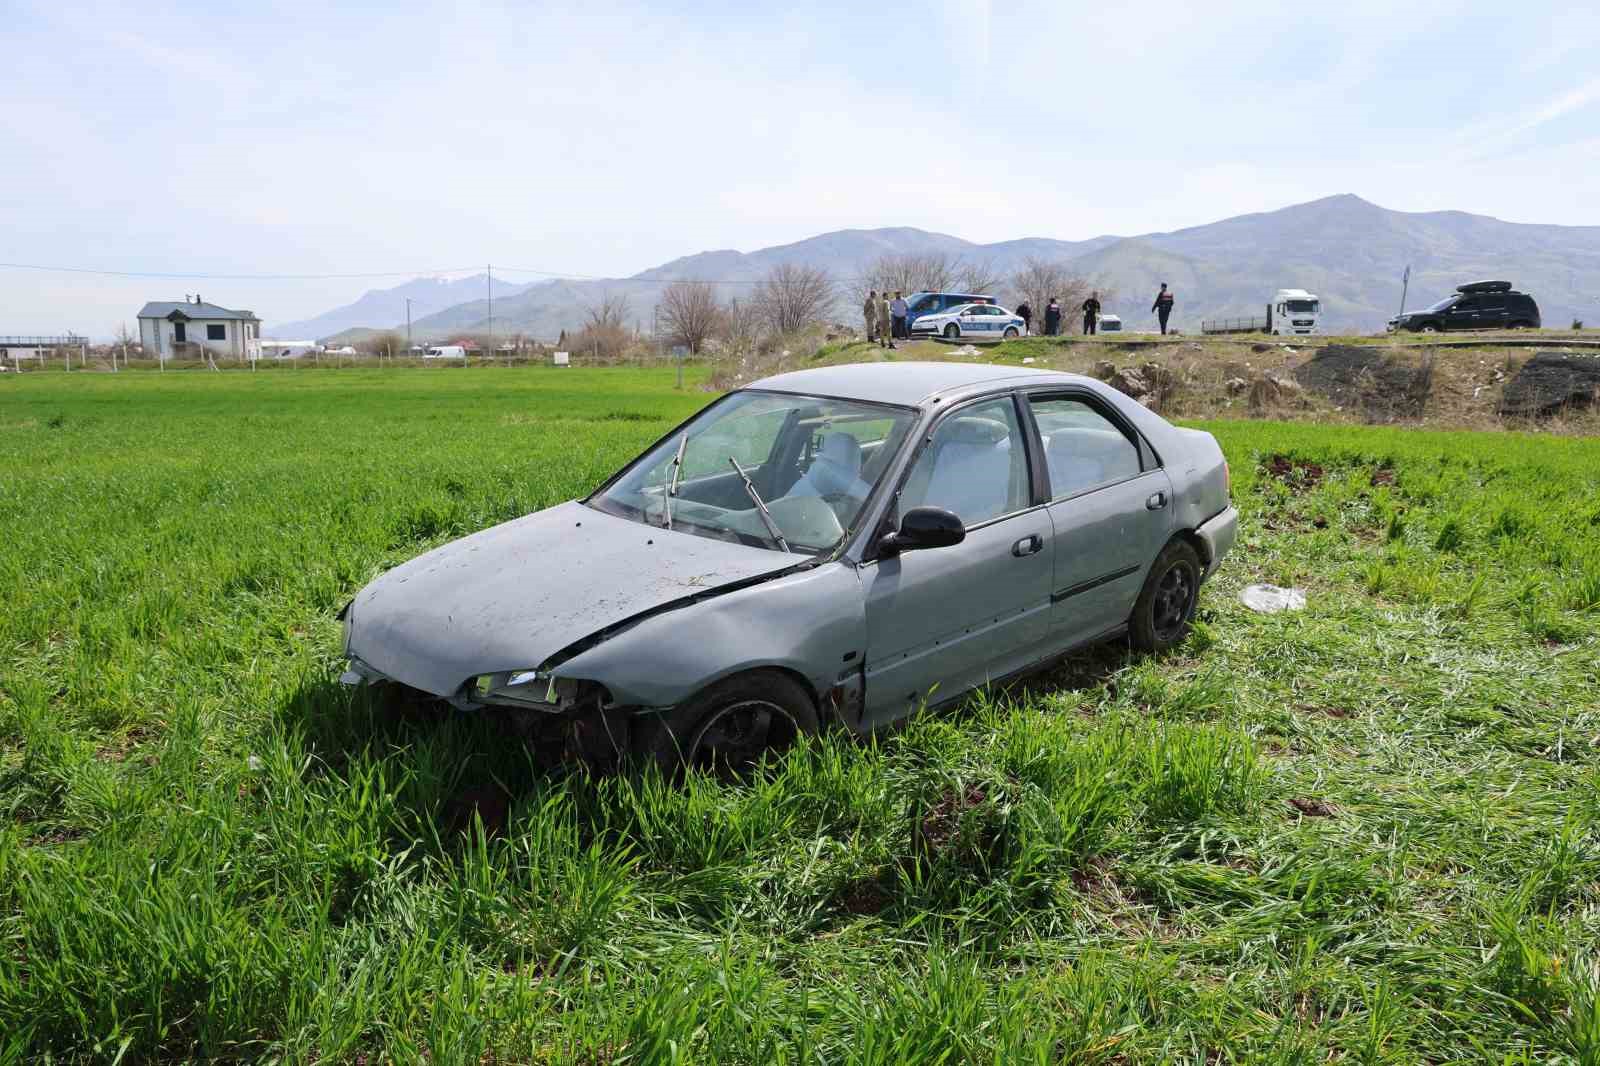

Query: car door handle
<box><xmin>1011</xmin><ymin>534</ymin><xmax>1044</xmax><ymax>557</ymax></box>
<box><xmin>1146</xmin><ymin>492</ymin><xmax>1168</xmax><ymax>510</ymax></box>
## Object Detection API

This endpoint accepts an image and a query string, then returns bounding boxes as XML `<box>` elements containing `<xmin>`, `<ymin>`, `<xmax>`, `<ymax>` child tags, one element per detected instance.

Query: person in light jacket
<box><xmin>890</xmin><ymin>292</ymin><xmax>909</xmax><ymax>339</ymax></box>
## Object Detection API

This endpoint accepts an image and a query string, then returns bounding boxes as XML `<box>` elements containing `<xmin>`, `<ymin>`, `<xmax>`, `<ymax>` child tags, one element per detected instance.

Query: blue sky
<box><xmin>2</xmin><ymin>0</ymin><xmax>1598</xmax><ymax>334</ymax></box>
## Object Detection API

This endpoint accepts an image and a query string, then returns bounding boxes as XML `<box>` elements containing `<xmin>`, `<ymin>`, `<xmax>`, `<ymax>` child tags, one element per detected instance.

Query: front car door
<box><xmin>860</xmin><ymin>394</ymin><xmax>1053</xmax><ymax>725</ymax></box>
<box><xmin>1026</xmin><ymin>391</ymin><xmax>1176</xmax><ymax>646</ymax></box>
<box><xmin>1444</xmin><ymin>295</ymin><xmax>1480</xmax><ymax>331</ymax></box>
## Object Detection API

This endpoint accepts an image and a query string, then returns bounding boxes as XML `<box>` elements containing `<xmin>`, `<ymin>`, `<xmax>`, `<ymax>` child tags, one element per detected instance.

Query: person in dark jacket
<box><xmin>1152</xmin><ymin>283</ymin><xmax>1175</xmax><ymax>335</ymax></box>
<box><xmin>1081</xmin><ymin>292</ymin><xmax>1101</xmax><ymax>335</ymax></box>
<box><xmin>1043</xmin><ymin>297</ymin><xmax>1061</xmax><ymax>336</ymax></box>
<box><xmin>1015</xmin><ymin>302</ymin><xmax>1032</xmax><ymax>335</ymax></box>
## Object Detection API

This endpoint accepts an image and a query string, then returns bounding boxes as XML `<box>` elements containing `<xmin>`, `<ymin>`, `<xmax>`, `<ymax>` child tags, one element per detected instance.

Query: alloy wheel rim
<box><xmin>1152</xmin><ymin>563</ymin><xmax>1195</xmax><ymax>642</ymax></box>
<box><xmin>690</xmin><ymin>698</ymin><xmax>796</xmax><ymax>776</ymax></box>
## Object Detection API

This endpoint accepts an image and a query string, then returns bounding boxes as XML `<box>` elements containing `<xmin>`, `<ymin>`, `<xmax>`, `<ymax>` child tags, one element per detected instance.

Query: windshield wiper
<box><xmin>661</xmin><ymin>433</ymin><xmax>687</xmax><ymax>530</ymax></box>
<box><xmin>728</xmin><ymin>457</ymin><xmax>791</xmax><ymax>553</ymax></box>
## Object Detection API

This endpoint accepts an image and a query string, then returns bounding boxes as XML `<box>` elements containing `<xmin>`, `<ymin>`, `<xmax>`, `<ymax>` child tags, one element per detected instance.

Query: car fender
<box><xmin>552</xmin><ymin>560</ymin><xmax>866</xmax><ymax>714</ymax></box>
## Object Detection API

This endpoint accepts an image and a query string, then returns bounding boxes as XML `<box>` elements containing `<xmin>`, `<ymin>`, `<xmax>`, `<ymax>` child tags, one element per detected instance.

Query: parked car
<box><xmin>1388</xmin><ymin>281</ymin><xmax>1541</xmax><ymax>333</ymax></box>
<box><xmin>904</xmin><ymin>291</ymin><xmax>995</xmax><ymax>331</ymax></box>
<box><xmin>340</xmin><ymin>363</ymin><xmax>1237</xmax><ymax>773</ymax></box>
<box><xmin>424</xmin><ymin>345</ymin><xmax>468</xmax><ymax>359</ymax></box>
<box><xmin>1097</xmin><ymin>314</ymin><xmax>1124</xmax><ymax>333</ymax></box>
<box><xmin>912</xmin><ymin>303</ymin><xmax>1028</xmax><ymax>340</ymax></box>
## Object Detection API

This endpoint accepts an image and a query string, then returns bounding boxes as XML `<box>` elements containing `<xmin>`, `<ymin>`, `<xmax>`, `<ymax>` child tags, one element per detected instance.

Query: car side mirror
<box><xmin>878</xmin><ymin>506</ymin><xmax>965</xmax><ymax>556</ymax></box>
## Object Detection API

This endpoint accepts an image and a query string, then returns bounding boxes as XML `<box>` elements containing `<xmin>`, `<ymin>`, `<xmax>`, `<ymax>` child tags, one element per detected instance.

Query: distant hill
<box><xmin>283</xmin><ymin>197</ymin><xmax>1600</xmax><ymax>340</ymax></box>
<box><xmin>1096</xmin><ymin>194</ymin><xmax>1600</xmax><ymax>330</ymax></box>
<box><xmin>265</xmin><ymin>273</ymin><xmax>535</xmax><ymax>340</ymax></box>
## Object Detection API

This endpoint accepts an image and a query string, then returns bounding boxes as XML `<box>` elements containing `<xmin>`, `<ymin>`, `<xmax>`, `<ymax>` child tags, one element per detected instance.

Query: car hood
<box><xmin>346</xmin><ymin>500</ymin><xmax>801</xmax><ymax>697</ymax></box>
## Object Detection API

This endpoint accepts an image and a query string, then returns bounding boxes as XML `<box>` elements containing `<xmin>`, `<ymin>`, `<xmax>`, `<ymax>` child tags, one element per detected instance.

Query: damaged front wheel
<box><xmin>635</xmin><ymin>670</ymin><xmax>817</xmax><ymax>779</ymax></box>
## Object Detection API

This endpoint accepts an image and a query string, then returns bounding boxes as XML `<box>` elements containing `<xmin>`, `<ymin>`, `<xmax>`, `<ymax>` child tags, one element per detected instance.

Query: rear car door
<box><xmin>861</xmin><ymin>394</ymin><xmax>1053</xmax><ymax>724</ymax></box>
<box><xmin>1026</xmin><ymin>391</ymin><xmax>1175</xmax><ymax>646</ymax></box>
<box><xmin>1476</xmin><ymin>291</ymin><xmax>1509</xmax><ymax>329</ymax></box>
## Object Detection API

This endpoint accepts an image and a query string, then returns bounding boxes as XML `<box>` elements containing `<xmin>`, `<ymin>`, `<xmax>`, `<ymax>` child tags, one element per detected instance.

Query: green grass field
<box><xmin>3</xmin><ymin>369</ymin><xmax>1599</xmax><ymax>1063</ymax></box>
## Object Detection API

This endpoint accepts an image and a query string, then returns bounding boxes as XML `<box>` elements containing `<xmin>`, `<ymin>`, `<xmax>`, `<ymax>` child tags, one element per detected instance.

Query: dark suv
<box><xmin>1388</xmin><ymin>281</ymin><xmax>1540</xmax><ymax>333</ymax></box>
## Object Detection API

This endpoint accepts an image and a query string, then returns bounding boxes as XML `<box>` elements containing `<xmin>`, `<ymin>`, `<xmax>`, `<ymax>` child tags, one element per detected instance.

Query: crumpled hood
<box><xmin>347</xmin><ymin>500</ymin><xmax>798</xmax><ymax>697</ymax></box>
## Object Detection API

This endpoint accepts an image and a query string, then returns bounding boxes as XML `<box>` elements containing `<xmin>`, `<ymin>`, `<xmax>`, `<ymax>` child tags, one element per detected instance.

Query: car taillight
<box><xmin>1224</xmin><ymin>459</ymin><xmax>1231</xmax><ymax>496</ymax></box>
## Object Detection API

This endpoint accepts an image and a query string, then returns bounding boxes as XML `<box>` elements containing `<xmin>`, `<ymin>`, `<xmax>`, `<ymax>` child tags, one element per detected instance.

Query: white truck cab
<box><xmin>1271</xmin><ymin>289</ymin><xmax>1321</xmax><ymax>336</ymax></box>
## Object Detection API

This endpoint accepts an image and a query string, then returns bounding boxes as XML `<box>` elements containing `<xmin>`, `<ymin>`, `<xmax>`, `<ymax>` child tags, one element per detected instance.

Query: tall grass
<box><xmin>1</xmin><ymin>371</ymin><xmax>1598</xmax><ymax>1060</ymax></box>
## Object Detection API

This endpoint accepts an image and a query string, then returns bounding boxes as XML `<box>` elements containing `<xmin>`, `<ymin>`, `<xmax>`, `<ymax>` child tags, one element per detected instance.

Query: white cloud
<box><xmin>3</xmin><ymin>0</ymin><xmax>1600</xmax><ymax>336</ymax></box>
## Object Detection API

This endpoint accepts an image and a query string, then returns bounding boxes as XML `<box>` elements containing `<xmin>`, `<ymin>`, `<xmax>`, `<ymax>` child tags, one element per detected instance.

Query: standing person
<box><xmin>891</xmin><ymin>291</ymin><xmax>909</xmax><ymax>340</ymax></box>
<box><xmin>1015</xmin><ymin>301</ymin><xmax>1033</xmax><ymax>335</ymax></box>
<box><xmin>877</xmin><ymin>292</ymin><xmax>896</xmax><ymax>350</ymax></box>
<box><xmin>1043</xmin><ymin>297</ymin><xmax>1062</xmax><ymax>337</ymax></box>
<box><xmin>863</xmin><ymin>290</ymin><xmax>879</xmax><ymax>343</ymax></box>
<box><xmin>1152</xmin><ymin>283</ymin><xmax>1175</xmax><ymax>335</ymax></box>
<box><xmin>1081</xmin><ymin>291</ymin><xmax>1102</xmax><ymax>335</ymax></box>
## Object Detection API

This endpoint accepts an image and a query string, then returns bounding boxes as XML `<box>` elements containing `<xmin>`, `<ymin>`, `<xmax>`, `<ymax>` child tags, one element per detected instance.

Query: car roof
<box><xmin>747</xmin><ymin>361</ymin><xmax>1092</xmax><ymax>407</ymax></box>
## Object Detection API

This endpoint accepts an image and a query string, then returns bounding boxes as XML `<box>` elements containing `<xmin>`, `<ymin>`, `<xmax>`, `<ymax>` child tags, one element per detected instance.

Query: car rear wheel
<box><xmin>1129</xmin><ymin>540</ymin><xmax>1201</xmax><ymax>653</ymax></box>
<box><xmin>1003</xmin><ymin>326</ymin><xmax>1019</xmax><ymax>339</ymax></box>
<box><xmin>1507</xmin><ymin>320</ymin><xmax>1532</xmax><ymax>330</ymax></box>
<box><xmin>634</xmin><ymin>670</ymin><xmax>817</xmax><ymax>778</ymax></box>
<box><xmin>943</xmin><ymin>323</ymin><xmax>960</xmax><ymax>339</ymax></box>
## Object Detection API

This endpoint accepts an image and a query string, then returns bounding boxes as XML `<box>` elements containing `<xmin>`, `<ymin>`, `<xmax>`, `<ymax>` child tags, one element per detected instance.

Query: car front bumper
<box><xmin>1196</xmin><ymin>505</ymin><xmax>1239</xmax><ymax>579</ymax></box>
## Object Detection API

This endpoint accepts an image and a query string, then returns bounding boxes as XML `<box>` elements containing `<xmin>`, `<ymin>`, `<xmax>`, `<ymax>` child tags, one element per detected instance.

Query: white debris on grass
<box><xmin>1022</xmin><ymin>357</ymin><xmax>1036</xmax><ymax>364</ymax></box>
<box><xmin>1240</xmin><ymin>584</ymin><xmax>1307</xmax><ymax>613</ymax></box>
<box><xmin>953</xmin><ymin>344</ymin><xmax>982</xmax><ymax>357</ymax></box>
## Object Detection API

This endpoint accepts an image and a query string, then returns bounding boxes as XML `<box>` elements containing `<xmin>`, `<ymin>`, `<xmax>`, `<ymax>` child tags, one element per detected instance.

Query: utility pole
<box><xmin>1398</xmin><ymin>265</ymin><xmax>1411</xmax><ymax>317</ymax></box>
<box><xmin>405</xmin><ymin>297</ymin><xmax>413</xmax><ymax>362</ymax></box>
<box><xmin>487</xmin><ymin>264</ymin><xmax>493</xmax><ymax>359</ymax></box>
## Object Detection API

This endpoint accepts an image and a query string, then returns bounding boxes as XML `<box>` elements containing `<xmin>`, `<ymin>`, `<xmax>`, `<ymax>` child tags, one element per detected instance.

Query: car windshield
<box><xmin>1424</xmin><ymin>296</ymin><xmax>1455</xmax><ymax>313</ymax></box>
<box><xmin>1285</xmin><ymin>299</ymin><xmax>1318</xmax><ymax>313</ymax></box>
<box><xmin>589</xmin><ymin>391</ymin><xmax>916</xmax><ymax>555</ymax></box>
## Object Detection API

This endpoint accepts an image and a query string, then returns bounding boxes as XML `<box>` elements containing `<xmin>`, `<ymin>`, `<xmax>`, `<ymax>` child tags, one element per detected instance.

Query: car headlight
<box><xmin>468</xmin><ymin>669</ymin><xmax>559</xmax><ymax>708</ymax></box>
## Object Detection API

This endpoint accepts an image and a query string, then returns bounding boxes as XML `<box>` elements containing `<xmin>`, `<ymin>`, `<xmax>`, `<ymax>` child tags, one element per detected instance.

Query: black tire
<box><xmin>634</xmin><ymin>670</ymin><xmax>818</xmax><ymax>778</ymax></box>
<box><xmin>1417</xmin><ymin>324</ymin><xmax>1438</xmax><ymax>334</ymax></box>
<box><xmin>1129</xmin><ymin>539</ymin><xmax>1202</xmax><ymax>653</ymax></box>
<box><xmin>1003</xmin><ymin>326</ymin><xmax>1019</xmax><ymax>339</ymax></box>
<box><xmin>943</xmin><ymin>323</ymin><xmax>960</xmax><ymax>339</ymax></box>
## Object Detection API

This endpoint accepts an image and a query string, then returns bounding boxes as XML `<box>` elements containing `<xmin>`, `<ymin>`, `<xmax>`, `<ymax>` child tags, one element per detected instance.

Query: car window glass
<box><xmin>675</xmin><ymin>404</ymin><xmax>791</xmax><ymax>481</ymax></box>
<box><xmin>1029</xmin><ymin>397</ymin><xmax>1143</xmax><ymax>499</ymax></box>
<box><xmin>1452</xmin><ymin>296</ymin><xmax>1480</xmax><ymax>311</ymax></box>
<box><xmin>899</xmin><ymin>398</ymin><xmax>1028</xmax><ymax>527</ymax></box>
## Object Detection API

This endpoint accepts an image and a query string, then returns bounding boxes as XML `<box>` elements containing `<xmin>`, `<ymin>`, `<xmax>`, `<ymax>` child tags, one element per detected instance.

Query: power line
<box><xmin>0</xmin><ymin>260</ymin><xmax>764</xmax><ymax>285</ymax></box>
<box><xmin>0</xmin><ymin>261</ymin><xmax>485</xmax><ymax>280</ymax></box>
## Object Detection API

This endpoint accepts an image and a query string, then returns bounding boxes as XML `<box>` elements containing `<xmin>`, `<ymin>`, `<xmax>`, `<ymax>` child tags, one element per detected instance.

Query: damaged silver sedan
<box><xmin>340</xmin><ymin>362</ymin><xmax>1237</xmax><ymax>772</ymax></box>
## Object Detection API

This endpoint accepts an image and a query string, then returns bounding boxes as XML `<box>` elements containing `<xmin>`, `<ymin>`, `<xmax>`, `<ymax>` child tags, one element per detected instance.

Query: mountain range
<box><xmin>269</xmin><ymin>196</ymin><xmax>1600</xmax><ymax>341</ymax></box>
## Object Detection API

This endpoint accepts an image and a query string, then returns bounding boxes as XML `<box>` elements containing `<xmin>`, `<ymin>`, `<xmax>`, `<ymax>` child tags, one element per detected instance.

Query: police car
<box><xmin>912</xmin><ymin>303</ymin><xmax>1027</xmax><ymax>340</ymax></box>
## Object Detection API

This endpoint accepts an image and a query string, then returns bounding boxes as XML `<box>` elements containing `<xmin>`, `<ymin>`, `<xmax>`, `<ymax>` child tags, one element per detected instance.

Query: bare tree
<box><xmin>1008</xmin><ymin>257</ymin><xmax>1097</xmax><ymax>326</ymax></box>
<box><xmin>113</xmin><ymin>322</ymin><xmax>136</xmax><ymax>368</ymax></box>
<box><xmin>585</xmin><ymin>291</ymin><xmax>633</xmax><ymax>332</ymax></box>
<box><xmin>854</xmin><ymin>252</ymin><xmax>1008</xmax><ymax>304</ymax></box>
<box><xmin>658</xmin><ymin>280</ymin><xmax>720</xmax><ymax>354</ymax></box>
<box><xmin>716</xmin><ymin>296</ymin><xmax>764</xmax><ymax>357</ymax></box>
<box><xmin>360</xmin><ymin>329</ymin><xmax>405</xmax><ymax>360</ymax></box>
<box><xmin>571</xmin><ymin>290</ymin><xmax>636</xmax><ymax>361</ymax></box>
<box><xmin>754</xmin><ymin>264</ymin><xmax>835</xmax><ymax>336</ymax></box>
<box><xmin>955</xmin><ymin>257</ymin><xmax>1003</xmax><ymax>297</ymax></box>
